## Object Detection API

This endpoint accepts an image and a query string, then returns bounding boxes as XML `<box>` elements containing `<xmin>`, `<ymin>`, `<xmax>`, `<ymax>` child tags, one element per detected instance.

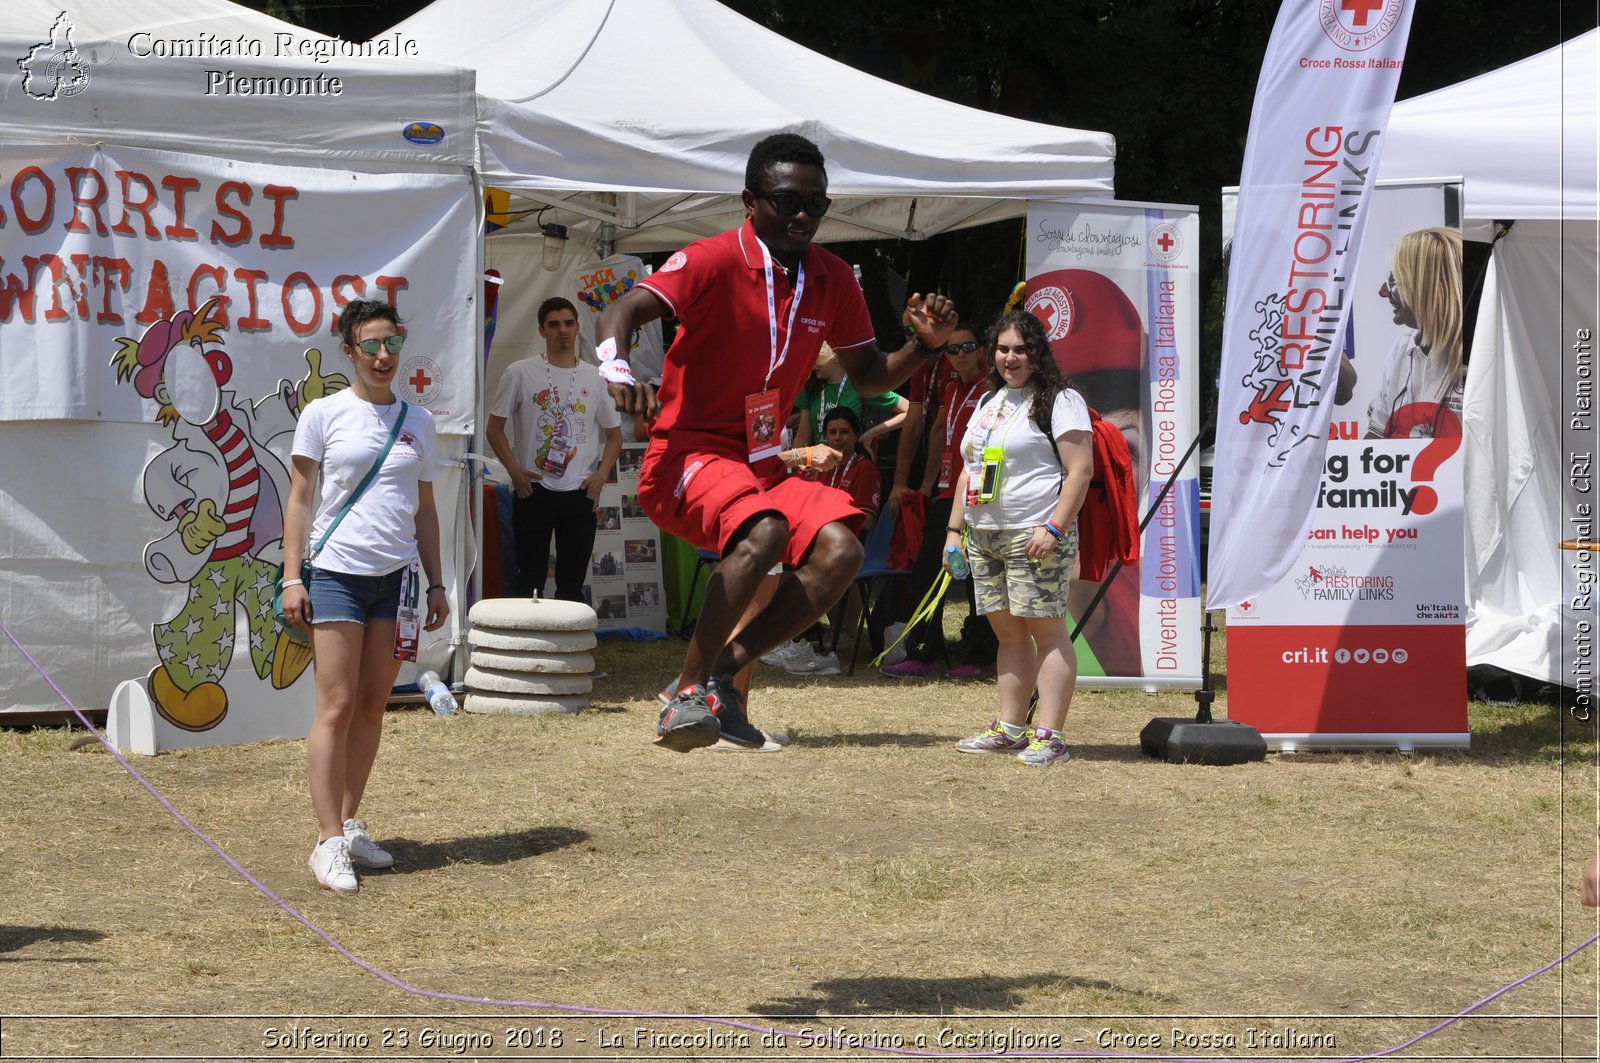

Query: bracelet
<box><xmin>914</xmin><ymin>342</ymin><xmax>943</xmax><ymax>360</ymax></box>
<box><xmin>426</xmin><ymin>584</ymin><xmax>446</xmax><ymax>594</ymax></box>
<box><xmin>1044</xmin><ymin>521</ymin><xmax>1066</xmax><ymax>540</ymax></box>
<box><xmin>803</xmin><ymin>447</ymin><xmax>812</xmax><ymax>468</ymax></box>
<box><xmin>946</xmin><ymin>526</ymin><xmax>964</xmax><ymax>535</ymax></box>
<box><xmin>280</xmin><ymin>578</ymin><xmax>303</xmax><ymax>588</ymax></box>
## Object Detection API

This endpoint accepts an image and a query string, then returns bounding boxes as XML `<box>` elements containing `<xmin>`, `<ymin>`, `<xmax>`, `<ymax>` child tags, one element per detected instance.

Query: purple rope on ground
<box><xmin>3</xmin><ymin>614</ymin><xmax>1594</xmax><ymax>1062</ymax></box>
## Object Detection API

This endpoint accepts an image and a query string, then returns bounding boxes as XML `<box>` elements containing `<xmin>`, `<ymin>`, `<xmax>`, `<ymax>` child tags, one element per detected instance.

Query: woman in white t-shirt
<box><xmin>944</xmin><ymin>311</ymin><xmax>1093</xmax><ymax>767</ymax></box>
<box><xmin>1367</xmin><ymin>226</ymin><xmax>1465</xmax><ymax>439</ymax></box>
<box><xmin>280</xmin><ymin>300</ymin><xmax>450</xmax><ymax>894</ymax></box>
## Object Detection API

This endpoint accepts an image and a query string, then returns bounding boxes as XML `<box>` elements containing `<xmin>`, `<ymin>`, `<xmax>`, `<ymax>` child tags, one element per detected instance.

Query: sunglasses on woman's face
<box><xmin>943</xmin><ymin>340</ymin><xmax>981</xmax><ymax>355</ymax></box>
<box><xmin>354</xmin><ymin>335</ymin><xmax>406</xmax><ymax>357</ymax></box>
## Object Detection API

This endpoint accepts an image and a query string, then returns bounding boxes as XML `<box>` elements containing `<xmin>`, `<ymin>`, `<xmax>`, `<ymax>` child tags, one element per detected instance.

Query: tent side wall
<box><xmin>0</xmin><ymin>4</ymin><xmax>482</xmax><ymax>720</ymax></box>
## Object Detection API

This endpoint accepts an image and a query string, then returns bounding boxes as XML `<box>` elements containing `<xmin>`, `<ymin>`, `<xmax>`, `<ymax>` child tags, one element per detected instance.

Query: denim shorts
<box><xmin>308</xmin><ymin>566</ymin><xmax>404</xmax><ymax>627</ymax></box>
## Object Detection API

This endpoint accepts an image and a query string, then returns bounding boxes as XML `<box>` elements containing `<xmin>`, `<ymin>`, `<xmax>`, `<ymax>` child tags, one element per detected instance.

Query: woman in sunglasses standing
<box><xmin>280</xmin><ymin>299</ymin><xmax>450</xmax><ymax>893</ymax></box>
<box><xmin>879</xmin><ymin>323</ymin><xmax>998</xmax><ymax>679</ymax></box>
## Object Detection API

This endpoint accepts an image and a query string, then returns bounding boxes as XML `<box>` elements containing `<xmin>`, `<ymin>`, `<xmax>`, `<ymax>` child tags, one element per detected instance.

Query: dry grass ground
<box><xmin>2</xmin><ymin>625</ymin><xmax>1598</xmax><ymax>1062</ymax></box>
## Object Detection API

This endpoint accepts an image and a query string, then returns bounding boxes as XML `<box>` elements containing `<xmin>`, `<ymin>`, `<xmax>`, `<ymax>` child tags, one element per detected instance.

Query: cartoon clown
<box><xmin>533</xmin><ymin>385</ymin><xmax>587</xmax><ymax>470</ymax></box>
<box><xmin>110</xmin><ymin>299</ymin><xmax>348</xmax><ymax>731</ymax></box>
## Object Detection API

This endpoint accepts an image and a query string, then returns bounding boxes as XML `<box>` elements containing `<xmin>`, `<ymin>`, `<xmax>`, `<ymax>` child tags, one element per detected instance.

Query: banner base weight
<box><xmin>1140</xmin><ymin>717</ymin><xmax>1267</xmax><ymax>765</ymax></box>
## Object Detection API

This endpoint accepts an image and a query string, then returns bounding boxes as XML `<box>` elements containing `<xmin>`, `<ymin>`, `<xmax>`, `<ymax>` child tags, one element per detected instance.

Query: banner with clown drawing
<box><xmin>0</xmin><ymin>142</ymin><xmax>475</xmax><ymax>746</ymax></box>
<box><xmin>1025</xmin><ymin>199</ymin><xmax>1202</xmax><ymax>687</ymax></box>
<box><xmin>1222</xmin><ymin>182</ymin><xmax>1467</xmax><ymax>751</ymax></box>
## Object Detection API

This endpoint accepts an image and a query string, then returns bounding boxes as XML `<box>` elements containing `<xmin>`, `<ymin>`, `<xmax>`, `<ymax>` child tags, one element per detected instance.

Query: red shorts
<box><xmin>638</xmin><ymin>431</ymin><xmax>866</xmax><ymax>565</ymax></box>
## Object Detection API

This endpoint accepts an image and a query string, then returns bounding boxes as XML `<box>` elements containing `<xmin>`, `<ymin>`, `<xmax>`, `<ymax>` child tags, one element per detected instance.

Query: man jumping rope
<box><xmin>597</xmin><ymin>132</ymin><xmax>956</xmax><ymax>751</ymax></box>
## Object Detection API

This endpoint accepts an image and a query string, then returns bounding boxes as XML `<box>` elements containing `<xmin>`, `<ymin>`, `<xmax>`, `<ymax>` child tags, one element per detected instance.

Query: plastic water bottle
<box><xmin>417</xmin><ymin>670</ymin><xmax>457</xmax><ymax>716</ymax></box>
<box><xmin>944</xmin><ymin>543</ymin><xmax>970</xmax><ymax>580</ymax></box>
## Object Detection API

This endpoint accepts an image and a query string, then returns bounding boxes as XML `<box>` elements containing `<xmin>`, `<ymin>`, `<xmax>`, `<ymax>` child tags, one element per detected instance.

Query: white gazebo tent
<box><xmin>1379</xmin><ymin>29</ymin><xmax>1600</xmax><ymax>692</ymax></box>
<box><xmin>393</xmin><ymin>0</ymin><xmax>1115</xmax><ymax>251</ymax></box>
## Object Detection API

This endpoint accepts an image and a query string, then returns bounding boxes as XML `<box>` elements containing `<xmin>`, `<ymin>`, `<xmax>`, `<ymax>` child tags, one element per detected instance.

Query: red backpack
<box><xmin>1077</xmin><ymin>409</ymin><xmax>1140</xmax><ymax>581</ymax></box>
<box><xmin>1042</xmin><ymin>401</ymin><xmax>1140</xmax><ymax>582</ymax></box>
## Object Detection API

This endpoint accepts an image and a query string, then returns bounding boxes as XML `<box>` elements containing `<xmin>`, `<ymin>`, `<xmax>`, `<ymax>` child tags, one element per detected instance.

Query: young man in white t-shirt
<box><xmin>488</xmin><ymin>297</ymin><xmax>622</xmax><ymax>601</ymax></box>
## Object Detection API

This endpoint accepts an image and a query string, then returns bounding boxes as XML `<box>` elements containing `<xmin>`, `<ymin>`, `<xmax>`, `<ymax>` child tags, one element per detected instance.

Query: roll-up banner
<box><xmin>1026</xmin><ymin>200</ymin><xmax>1202</xmax><ymax>686</ymax></box>
<box><xmin>1208</xmin><ymin>0</ymin><xmax>1416</xmax><ymax>609</ymax></box>
<box><xmin>1223</xmin><ymin>182</ymin><xmax>1468</xmax><ymax>751</ymax></box>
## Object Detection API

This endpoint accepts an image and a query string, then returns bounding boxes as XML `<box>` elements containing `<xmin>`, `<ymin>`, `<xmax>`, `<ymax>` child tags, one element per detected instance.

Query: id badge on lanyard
<box><xmin>540</xmin><ymin>439</ymin><xmax>574</xmax><ymax>476</ymax></box>
<box><xmin>745</xmin><ymin>391</ymin><xmax>782</xmax><ymax>462</ymax></box>
<box><xmin>393</xmin><ymin>561</ymin><xmax>420</xmax><ymax>661</ymax></box>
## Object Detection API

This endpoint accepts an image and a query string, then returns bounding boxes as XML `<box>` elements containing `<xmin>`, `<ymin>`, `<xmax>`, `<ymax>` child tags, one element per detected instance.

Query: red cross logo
<box><xmin>1342</xmin><ymin>0</ymin><xmax>1383</xmax><ymax>27</ymax></box>
<box><xmin>1155</xmin><ymin>232</ymin><xmax>1176</xmax><ymax>253</ymax></box>
<box><xmin>409</xmin><ymin>367</ymin><xmax>433</xmax><ymax>394</ymax></box>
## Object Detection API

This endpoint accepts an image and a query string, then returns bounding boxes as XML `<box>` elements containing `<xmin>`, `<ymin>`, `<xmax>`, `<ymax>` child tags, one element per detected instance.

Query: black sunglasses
<box><xmin>943</xmin><ymin>340</ymin><xmax>980</xmax><ymax>355</ymax></box>
<box><xmin>756</xmin><ymin>189</ymin><xmax>832</xmax><ymax>218</ymax></box>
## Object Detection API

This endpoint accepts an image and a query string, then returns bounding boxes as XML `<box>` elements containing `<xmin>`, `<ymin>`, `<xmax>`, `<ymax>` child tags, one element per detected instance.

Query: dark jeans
<box><xmin>513</xmin><ymin>482</ymin><xmax>597</xmax><ymax>602</ymax></box>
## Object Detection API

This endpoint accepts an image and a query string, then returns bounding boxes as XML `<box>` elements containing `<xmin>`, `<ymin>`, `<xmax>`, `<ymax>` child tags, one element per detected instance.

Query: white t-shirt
<box><xmin>292</xmin><ymin>388</ymin><xmax>437</xmax><ymax>576</ymax></box>
<box><xmin>489</xmin><ymin>355</ymin><xmax>622</xmax><ymax>492</ymax></box>
<box><xmin>959</xmin><ymin>386</ymin><xmax>1091</xmax><ymax>530</ymax></box>
<box><xmin>1366</xmin><ymin>332</ymin><xmax>1464</xmax><ymax>438</ymax></box>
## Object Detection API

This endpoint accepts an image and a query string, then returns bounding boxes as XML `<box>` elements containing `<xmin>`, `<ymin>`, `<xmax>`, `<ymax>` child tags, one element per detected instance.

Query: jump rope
<box><xmin>4</xmin><ymin>614</ymin><xmax>1595</xmax><ymax>1062</ymax></box>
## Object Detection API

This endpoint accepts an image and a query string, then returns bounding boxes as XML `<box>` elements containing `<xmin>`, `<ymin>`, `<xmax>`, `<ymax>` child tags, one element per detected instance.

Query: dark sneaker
<box><xmin>654</xmin><ymin>685</ymin><xmax>721</xmax><ymax>752</ymax></box>
<box><xmin>706</xmin><ymin>676</ymin><xmax>765</xmax><ymax>749</ymax></box>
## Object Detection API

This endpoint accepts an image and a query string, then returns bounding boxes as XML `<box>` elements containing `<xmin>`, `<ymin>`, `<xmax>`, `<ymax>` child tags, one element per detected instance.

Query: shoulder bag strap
<box><xmin>308</xmin><ymin>402</ymin><xmax>409</xmax><ymax>561</ymax></box>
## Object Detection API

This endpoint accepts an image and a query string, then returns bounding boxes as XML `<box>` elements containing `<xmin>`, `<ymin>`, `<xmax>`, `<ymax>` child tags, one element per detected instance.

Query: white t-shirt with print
<box><xmin>292</xmin><ymin>388</ymin><xmax>436</xmax><ymax>577</ymax></box>
<box><xmin>959</xmin><ymin>386</ymin><xmax>1091</xmax><ymax>530</ymax></box>
<box><xmin>490</xmin><ymin>355</ymin><xmax>622</xmax><ymax>492</ymax></box>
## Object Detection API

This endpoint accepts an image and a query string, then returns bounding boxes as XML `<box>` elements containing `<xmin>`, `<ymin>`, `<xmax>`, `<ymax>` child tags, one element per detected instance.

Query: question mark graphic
<box><xmin>1394</xmin><ymin>404</ymin><xmax>1463</xmax><ymax>516</ymax></box>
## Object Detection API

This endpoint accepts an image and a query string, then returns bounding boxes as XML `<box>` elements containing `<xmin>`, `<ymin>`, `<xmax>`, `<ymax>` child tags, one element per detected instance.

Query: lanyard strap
<box><xmin>309</xmin><ymin>401</ymin><xmax>408</xmax><ymax>561</ymax></box>
<box><xmin>757</xmin><ymin>239</ymin><xmax>806</xmax><ymax>391</ymax></box>
<box><xmin>830</xmin><ymin>452</ymin><xmax>859</xmax><ymax>489</ymax></box>
<box><xmin>943</xmin><ymin>376</ymin><xmax>987</xmax><ymax>452</ymax></box>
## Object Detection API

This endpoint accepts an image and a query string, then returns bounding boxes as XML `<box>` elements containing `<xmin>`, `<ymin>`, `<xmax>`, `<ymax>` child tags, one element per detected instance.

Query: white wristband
<box><xmin>598</xmin><ymin>360</ymin><xmax>636</xmax><ymax>386</ymax></box>
<box><xmin>595</xmin><ymin>336</ymin><xmax>619</xmax><ymax>362</ymax></box>
<box><xmin>280</xmin><ymin>578</ymin><xmax>303</xmax><ymax>588</ymax></box>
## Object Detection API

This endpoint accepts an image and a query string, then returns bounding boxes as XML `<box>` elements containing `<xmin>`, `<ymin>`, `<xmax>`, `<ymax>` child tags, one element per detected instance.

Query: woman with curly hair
<box><xmin>1367</xmin><ymin>226</ymin><xmax>1465</xmax><ymax>438</ymax></box>
<box><xmin>944</xmin><ymin>310</ymin><xmax>1093</xmax><ymax>767</ymax></box>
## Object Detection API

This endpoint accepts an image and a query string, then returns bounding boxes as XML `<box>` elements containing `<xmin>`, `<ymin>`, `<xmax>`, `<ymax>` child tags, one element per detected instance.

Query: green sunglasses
<box><xmin>354</xmin><ymin>335</ymin><xmax>406</xmax><ymax>356</ymax></box>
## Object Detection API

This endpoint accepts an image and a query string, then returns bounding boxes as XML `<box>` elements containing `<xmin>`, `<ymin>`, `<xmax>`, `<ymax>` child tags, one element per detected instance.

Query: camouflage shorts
<box><xmin>967</xmin><ymin>524</ymin><xmax>1078</xmax><ymax>619</ymax></box>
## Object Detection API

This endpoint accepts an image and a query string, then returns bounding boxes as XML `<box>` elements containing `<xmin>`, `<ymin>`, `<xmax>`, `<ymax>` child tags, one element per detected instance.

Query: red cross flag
<box><xmin>1207</xmin><ymin>0</ymin><xmax>1415</xmax><ymax>608</ymax></box>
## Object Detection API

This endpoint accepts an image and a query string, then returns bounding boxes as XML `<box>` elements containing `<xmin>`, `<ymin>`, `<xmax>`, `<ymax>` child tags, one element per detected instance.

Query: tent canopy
<box><xmin>392</xmin><ymin>0</ymin><xmax>1116</xmax><ymax>249</ymax></box>
<box><xmin>2</xmin><ymin>0</ymin><xmax>476</xmax><ymax>167</ymax></box>
<box><xmin>1381</xmin><ymin>28</ymin><xmax>1598</xmax><ymax>225</ymax></box>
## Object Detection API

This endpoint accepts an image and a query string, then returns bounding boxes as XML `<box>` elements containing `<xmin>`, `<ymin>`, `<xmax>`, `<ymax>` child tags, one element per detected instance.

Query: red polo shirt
<box><xmin>827</xmin><ymin>451</ymin><xmax>882</xmax><ymax>519</ymax></box>
<box><xmin>638</xmin><ymin>219</ymin><xmax>875</xmax><ymax>446</ymax></box>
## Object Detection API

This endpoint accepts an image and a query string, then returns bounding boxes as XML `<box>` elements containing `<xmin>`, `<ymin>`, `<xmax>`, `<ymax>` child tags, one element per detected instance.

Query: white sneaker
<box><xmin>309</xmin><ymin>836</ymin><xmax>359</xmax><ymax>893</ymax></box>
<box><xmin>342</xmin><ymin>818</ymin><xmax>394</xmax><ymax>869</ymax></box>
<box><xmin>881</xmin><ymin>622</ymin><xmax>908</xmax><ymax>666</ymax></box>
<box><xmin>785</xmin><ymin>648</ymin><xmax>842</xmax><ymax>676</ymax></box>
<box><xmin>760</xmin><ymin>639</ymin><xmax>810</xmax><ymax>667</ymax></box>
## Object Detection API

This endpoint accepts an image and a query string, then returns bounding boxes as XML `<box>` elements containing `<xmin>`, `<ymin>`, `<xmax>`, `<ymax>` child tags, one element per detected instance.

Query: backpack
<box><xmin>1040</xmin><ymin>399</ymin><xmax>1139</xmax><ymax>582</ymax></box>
